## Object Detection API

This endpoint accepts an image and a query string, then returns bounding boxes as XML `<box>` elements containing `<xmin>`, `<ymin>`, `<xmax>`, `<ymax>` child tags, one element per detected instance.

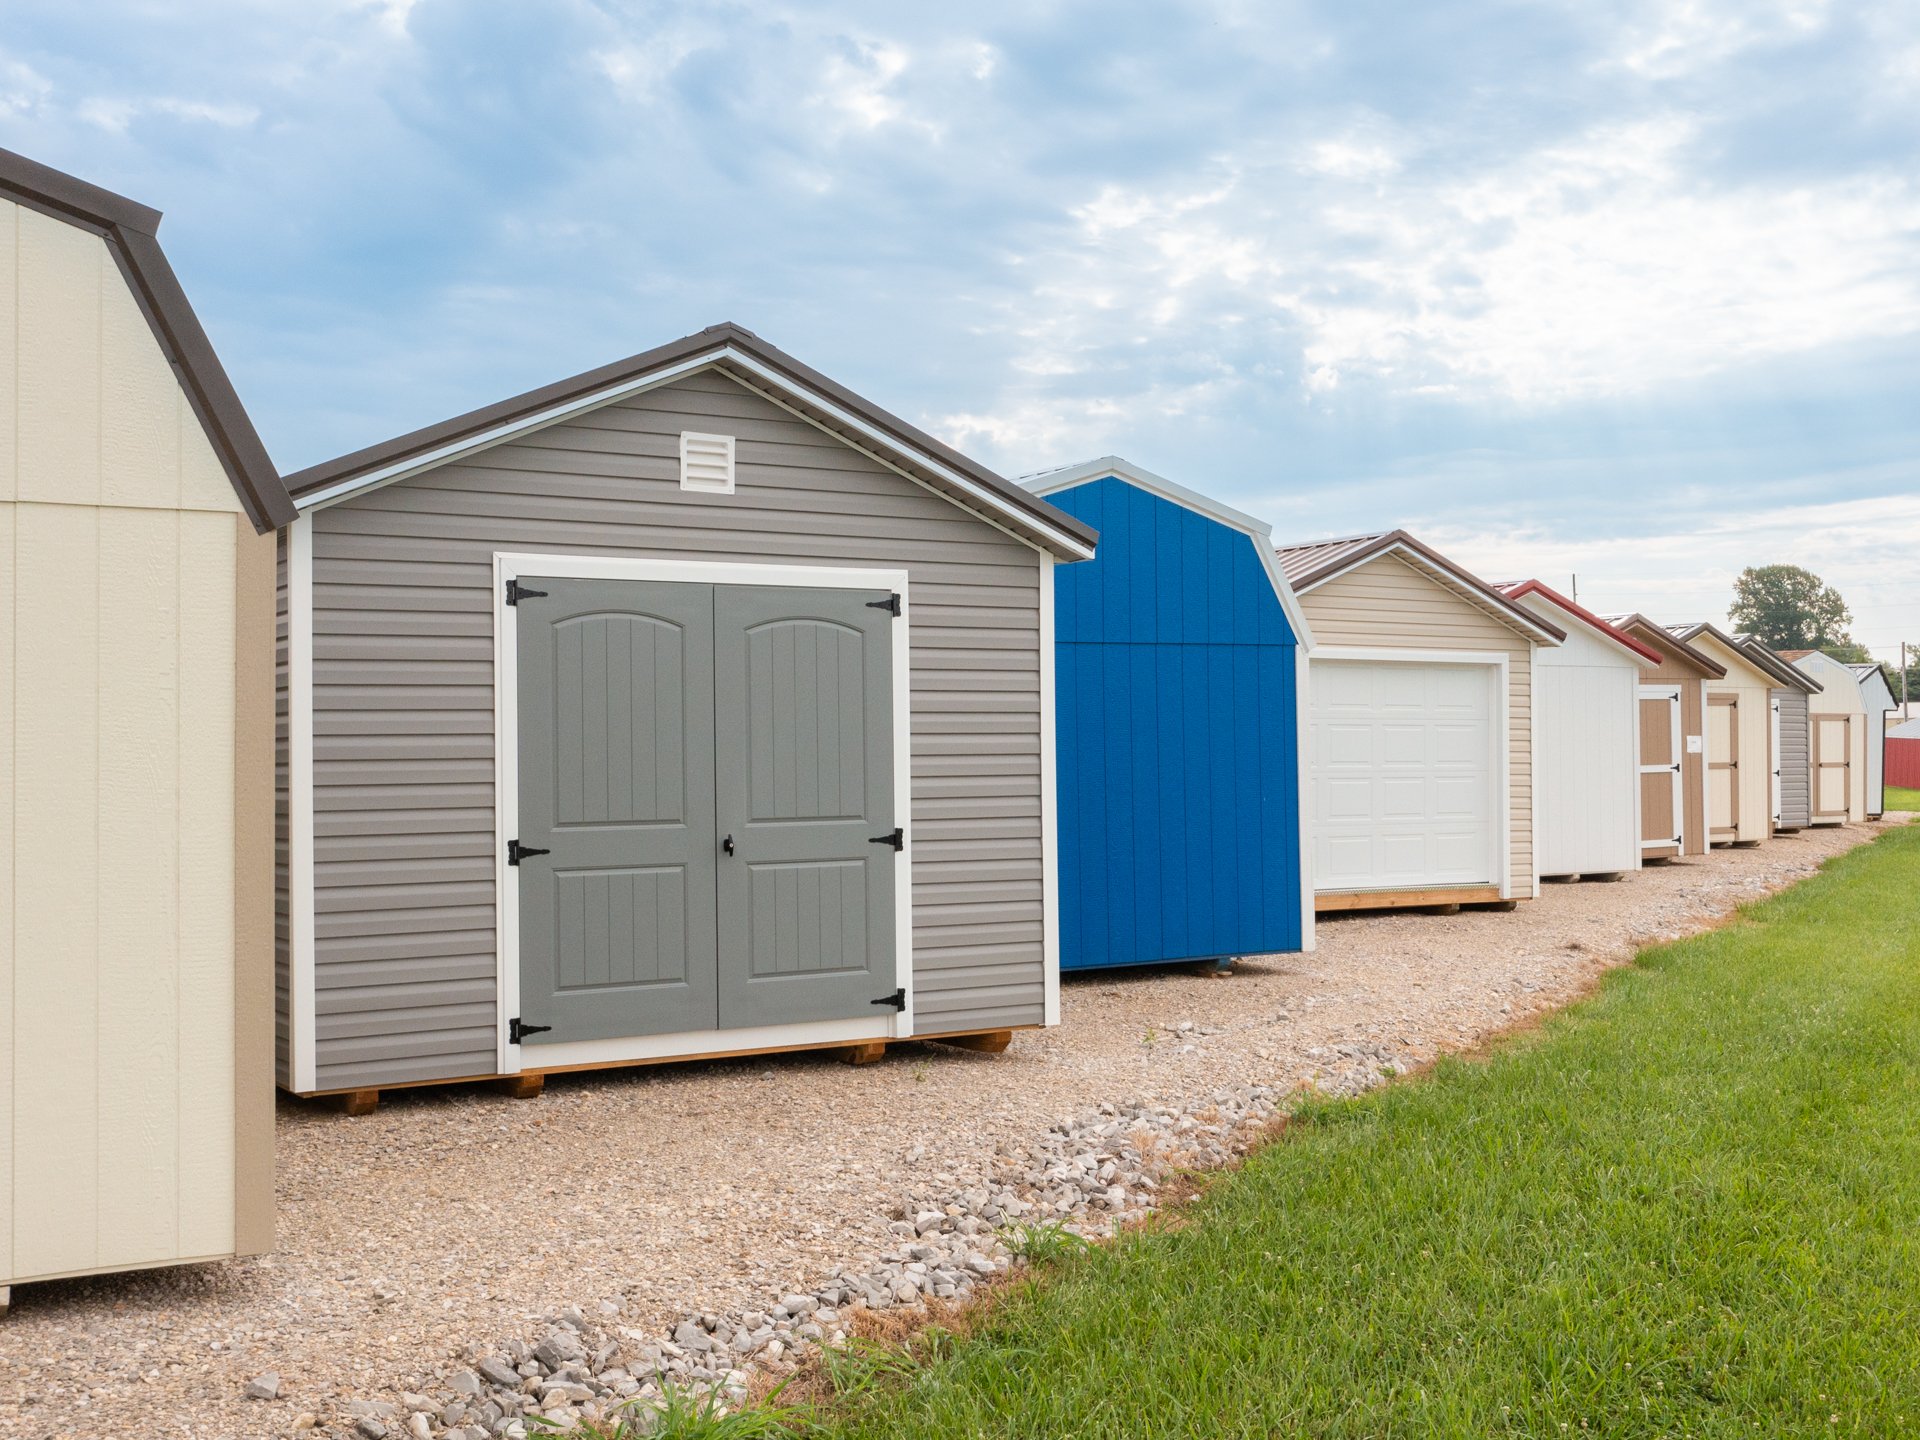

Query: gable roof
<box><xmin>1495</xmin><ymin>580</ymin><xmax>1663</xmax><ymax>664</ymax></box>
<box><xmin>283</xmin><ymin>322</ymin><xmax>1097</xmax><ymax>561</ymax></box>
<box><xmin>1669</xmin><ymin>621</ymin><xmax>1817</xmax><ymax>691</ymax></box>
<box><xmin>1275</xmin><ymin>529</ymin><xmax>1564</xmax><ymax>645</ymax></box>
<box><xmin>1020</xmin><ymin>455</ymin><xmax>1314</xmax><ymax>649</ymax></box>
<box><xmin>0</xmin><ymin>146</ymin><xmax>295</xmax><ymax>532</ymax></box>
<box><xmin>1596</xmin><ymin>613</ymin><xmax>1728</xmax><ymax>678</ymax></box>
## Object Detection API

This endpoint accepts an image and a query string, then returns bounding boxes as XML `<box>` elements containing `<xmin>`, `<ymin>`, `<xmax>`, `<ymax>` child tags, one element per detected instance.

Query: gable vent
<box><xmin>680</xmin><ymin>431</ymin><xmax>736</xmax><ymax>494</ymax></box>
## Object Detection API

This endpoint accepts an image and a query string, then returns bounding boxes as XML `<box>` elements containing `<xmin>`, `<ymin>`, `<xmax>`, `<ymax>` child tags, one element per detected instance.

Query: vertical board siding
<box><xmin>2</xmin><ymin>198</ymin><xmax>245</xmax><ymax>1282</ymax></box>
<box><xmin>293</xmin><ymin>371</ymin><xmax>1044</xmax><ymax>1089</ymax></box>
<box><xmin>1044</xmin><ymin>479</ymin><xmax>1300</xmax><ymax>968</ymax></box>
<box><xmin>1299</xmin><ymin>554</ymin><xmax>1534</xmax><ymax>894</ymax></box>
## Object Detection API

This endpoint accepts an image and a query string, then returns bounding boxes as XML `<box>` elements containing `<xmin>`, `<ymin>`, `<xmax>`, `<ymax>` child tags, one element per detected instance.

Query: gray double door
<box><xmin>515</xmin><ymin>577</ymin><xmax>898</xmax><ymax>1045</ymax></box>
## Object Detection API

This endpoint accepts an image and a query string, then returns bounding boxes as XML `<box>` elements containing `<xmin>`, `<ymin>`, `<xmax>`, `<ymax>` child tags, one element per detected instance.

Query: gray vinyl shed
<box><xmin>1729</xmin><ymin>634</ymin><xmax>1821</xmax><ymax>831</ymax></box>
<box><xmin>276</xmin><ymin>324</ymin><xmax>1097</xmax><ymax>1105</ymax></box>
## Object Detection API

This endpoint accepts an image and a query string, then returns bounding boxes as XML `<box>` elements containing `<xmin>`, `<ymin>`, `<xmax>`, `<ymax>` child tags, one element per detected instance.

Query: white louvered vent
<box><xmin>679</xmin><ymin>431</ymin><xmax>736</xmax><ymax>494</ymax></box>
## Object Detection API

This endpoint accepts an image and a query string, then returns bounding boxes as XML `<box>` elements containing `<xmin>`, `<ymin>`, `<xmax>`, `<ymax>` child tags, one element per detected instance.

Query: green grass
<box><xmin>1884</xmin><ymin>785</ymin><xmax>1920</xmax><ymax>813</ymax></box>
<box><xmin>813</xmin><ymin>825</ymin><xmax>1920</xmax><ymax>1439</ymax></box>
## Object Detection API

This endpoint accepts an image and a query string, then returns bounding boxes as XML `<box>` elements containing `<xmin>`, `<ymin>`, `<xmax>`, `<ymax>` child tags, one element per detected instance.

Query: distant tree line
<box><xmin>1728</xmin><ymin>565</ymin><xmax>1870</xmax><ymax>664</ymax></box>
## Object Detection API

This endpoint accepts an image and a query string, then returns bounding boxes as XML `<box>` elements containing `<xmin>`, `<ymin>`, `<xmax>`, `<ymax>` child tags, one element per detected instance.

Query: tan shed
<box><xmin>0</xmin><ymin>148</ymin><xmax>294</xmax><ymax>1305</ymax></box>
<box><xmin>1783</xmin><ymin>650</ymin><xmax>1870</xmax><ymax>825</ymax></box>
<box><xmin>1277</xmin><ymin>531</ymin><xmax>1564</xmax><ymax>913</ymax></box>
<box><xmin>1665</xmin><ymin>623</ymin><xmax>1790</xmax><ymax>847</ymax></box>
<box><xmin>1598</xmin><ymin>615</ymin><xmax>1724</xmax><ymax>859</ymax></box>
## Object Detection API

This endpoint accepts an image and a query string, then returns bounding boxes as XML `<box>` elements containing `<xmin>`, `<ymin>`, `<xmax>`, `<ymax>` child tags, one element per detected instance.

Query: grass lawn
<box><xmin>1884</xmin><ymin>785</ymin><xmax>1920</xmax><ymax>812</ymax></box>
<box><xmin>813</xmin><ymin>825</ymin><xmax>1920</xmax><ymax>1439</ymax></box>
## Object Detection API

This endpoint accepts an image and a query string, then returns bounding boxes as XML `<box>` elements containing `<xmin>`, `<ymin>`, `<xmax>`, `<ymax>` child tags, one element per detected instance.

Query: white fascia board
<box><xmin>296</xmin><ymin>347</ymin><xmax>1094</xmax><ymax>563</ymax></box>
<box><xmin>1022</xmin><ymin>456</ymin><xmax>1317</xmax><ymax>651</ymax></box>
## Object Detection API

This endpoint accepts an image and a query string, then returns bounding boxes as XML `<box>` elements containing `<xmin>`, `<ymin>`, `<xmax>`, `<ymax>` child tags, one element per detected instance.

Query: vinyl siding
<box><xmin>1773</xmin><ymin>689</ymin><xmax>1809</xmax><ymax>828</ymax></box>
<box><xmin>1299</xmin><ymin>553</ymin><xmax>1534</xmax><ymax>895</ymax></box>
<box><xmin>287</xmin><ymin>370</ymin><xmax>1044</xmax><ymax>1091</ymax></box>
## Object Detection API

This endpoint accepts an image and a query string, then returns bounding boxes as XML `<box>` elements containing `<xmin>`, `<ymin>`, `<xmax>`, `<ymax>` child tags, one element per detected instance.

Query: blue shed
<box><xmin>1024</xmin><ymin>458</ymin><xmax>1314</xmax><ymax>971</ymax></box>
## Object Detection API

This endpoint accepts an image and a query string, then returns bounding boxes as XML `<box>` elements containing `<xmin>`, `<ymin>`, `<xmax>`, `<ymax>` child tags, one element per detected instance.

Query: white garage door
<box><xmin>1310</xmin><ymin>660</ymin><xmax>1497</xmax><ymax>891</ymax></box>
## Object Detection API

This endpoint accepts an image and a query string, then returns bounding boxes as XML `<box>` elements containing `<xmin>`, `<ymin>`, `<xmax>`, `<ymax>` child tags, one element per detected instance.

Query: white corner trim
<box><xmin>288</xmin><ymin>514</ymin><xmax>317</xmax><ymax>1094</ymax></box>
<box><xmin>1020</xmin><ymin>457</ymin><xmax>1316</xmax><ymax>651</ymax></box>
<box><xmin>1295</xmin><ymin>643</ymin><xmax>1316</xmax><ymax>951</ymax></box>
<box><xmin>1527</xmin><ymin>641</ymin><xmax>1541</xmax><ymax>899</ymax></box>
<box><xmin>493</xmin><ymin>552</ymin><xmax>915</xmax><ymax>1076</ymax></box>
<box><xmin>1039</xmin><ymin>554</ymin><xmax>1061</xmax><ymax>1024</ymax></box>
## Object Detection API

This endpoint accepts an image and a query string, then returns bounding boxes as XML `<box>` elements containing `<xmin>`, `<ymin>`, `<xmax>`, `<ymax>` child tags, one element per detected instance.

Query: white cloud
<box><xmin>1600</xmin><ymin>0</ymin><xmax>1832</xmax><ymax>80</ymax></box>
<box><xmin>0</xmin><ymin>55</ymin><xmax>54</xmax><ymax>115</ymax></box>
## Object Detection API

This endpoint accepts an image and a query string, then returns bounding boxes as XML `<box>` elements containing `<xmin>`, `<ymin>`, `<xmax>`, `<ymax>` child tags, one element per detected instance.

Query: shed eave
<box><xmin>1289</xmin><ymin>537</ymin><xmax>1566</xmax><ymax>646</ymax></box>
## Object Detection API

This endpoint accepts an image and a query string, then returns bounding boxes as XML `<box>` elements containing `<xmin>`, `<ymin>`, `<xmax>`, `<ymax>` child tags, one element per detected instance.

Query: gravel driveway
<box><xmin>1</xmin><ymin>818</ymin><xmax>1902</xmax><ymax>1439</ymax></box>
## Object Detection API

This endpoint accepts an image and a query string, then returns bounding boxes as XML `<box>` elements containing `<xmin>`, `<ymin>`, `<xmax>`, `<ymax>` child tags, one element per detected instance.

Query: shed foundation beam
<box><xmin>334</xmin><ymin>1090</ymin><xmax>379</xmax><ymax>1117</ymax></box>
<box><xmin>1316</xmin><ymin>886</ymin><xmax>1503</xmax><ymax>914</ymax></box>
<box><xmin>928</xmin><ymin>1031</ymin><xmax>1013</xmax><ymax>1054</ymax></box>
<box><xmin>495</xmin><ymin>1074</ymin><xmax>544</xmax><ymax>1100</ymax></box>
<box><xmin>833</xmin><ymin>1042</ymin><xmax>888</xmax><ymax>1066</ymax></box>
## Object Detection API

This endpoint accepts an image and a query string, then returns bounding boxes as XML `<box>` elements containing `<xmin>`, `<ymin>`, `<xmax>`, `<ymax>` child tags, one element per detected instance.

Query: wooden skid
<box><xmin>928</xmin><ymin>1030</ymin><xmax>1013</xmax><ymax>1054</ymax></box>
<box><xmin>1316</xmin><ymin>886</ymin><xmax>1504</xmax><ymax>914</ymax></box>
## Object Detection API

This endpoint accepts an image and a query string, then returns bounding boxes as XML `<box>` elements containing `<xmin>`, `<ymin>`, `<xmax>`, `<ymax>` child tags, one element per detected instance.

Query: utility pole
<box><xmin>1571</xmin><ymin>573</ymin><xmax>1578</xmax><ymax>606</ymax></box>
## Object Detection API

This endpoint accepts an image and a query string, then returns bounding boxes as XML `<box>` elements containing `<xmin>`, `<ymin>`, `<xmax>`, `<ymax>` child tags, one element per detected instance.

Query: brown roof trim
<box><xmin>281</xmin><ymin>322</ymin><xmax>1099</xmax><ymax>560</ymax></box>
<box><xmin>1669</xmin><ymin>621</ymin><xmax>1817</xmax><ymax>691</ymax></box>
<box><xmin>1496</xmin><ymin>579</ymin><xmax>1665</xmax><ymax>665</ymax></box>
<box><xmin>0</xmin><ymin>146</ymin><xmax>296</xmax><ymax>532</ymax></box>
<box><xmin>1276</xmin><ymin>528</ymin><xmax>1566</xmax><ymax>644</ymax></box>
<box><xmin>1600</xmin><ymin>613</ymin><xmax>1726</xmax><ymax>678</ymax></box>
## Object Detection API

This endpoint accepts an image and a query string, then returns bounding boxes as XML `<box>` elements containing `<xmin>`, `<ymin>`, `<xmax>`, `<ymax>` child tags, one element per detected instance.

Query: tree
<box><xmin>1728</xmin><ymin>565</ymin><xmax>1857</xmax><ymax>653</ymax></box>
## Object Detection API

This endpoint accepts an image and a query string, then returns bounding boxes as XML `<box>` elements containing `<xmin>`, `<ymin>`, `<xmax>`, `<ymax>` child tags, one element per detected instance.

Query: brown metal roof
<box><xmin>282</xmin><ymin>322</ymin><xmax>1098</xmax><ymax>561</ymax></box>
<box><xmin>1723</xmin><ymin>634</ymin><xmax>1823</xmax><ymax>691</ymax></box>
<box><xmin>1774</xmin><ymin>648</ymin><xmax>1817</xmax><ymax>662</ymax></box>
<box><xmin>1275</xmin><ymin>528</ymin><xmax>1565</xmax><ymax>643</ymax></box>
<box><xmin>0</xmin><ymin>146</ymin><xmax>296</xmax><ymax>532</ymax></box>
<box><xmin>1596</xmin><ymin>613</ymin><xmax>1727</xmax><ymax>677</ymax></box>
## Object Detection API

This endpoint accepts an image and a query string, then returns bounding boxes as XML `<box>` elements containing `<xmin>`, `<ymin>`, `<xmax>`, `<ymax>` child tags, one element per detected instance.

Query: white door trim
<box><xmin>1639</xmin><ymin>684</ymin><xmax>1684</xmax><ymax>851</ymax></box>
<box><xmin>492</xmin><ymin>551</ymin><xmax>914</xmax><ymax>1076</ymax></box>
<box><xmin>1306</xmin><ymin>649</ymin><xmax>1512</xmax><ymax>900</ymax></box>
<box><xmin>1295</xmin><ymin>643</ymin><xmax>1316</xmax><ymax>950</ymax></box>
<box><xmin>288</xmin><ymin>515</ymin><xmax>317</xmax><ymax>1093</ymax></box>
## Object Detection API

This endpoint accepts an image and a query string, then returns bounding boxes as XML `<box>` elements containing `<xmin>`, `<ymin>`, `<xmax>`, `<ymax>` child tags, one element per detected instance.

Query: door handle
<box><xmin>722</xmin><ymin>834</ymin><xmax>735</xmax><ymax>857</ymax></box>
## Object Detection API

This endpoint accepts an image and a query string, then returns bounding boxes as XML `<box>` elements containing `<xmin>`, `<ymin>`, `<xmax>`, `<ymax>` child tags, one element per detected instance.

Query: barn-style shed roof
<box><xmin>284</xmin><ymin>322</ymin><xmax>1097</xmax><ymax>561</ymax></box>
<box><xmin>1275</xmin><ymin>529</ymin><xmax>1565</xmax><ymax>645</ymax></box>
<box><xmin>0</xmin><ymin>146</ymin><xmax>295</xmax><ymax>532</ymax></box>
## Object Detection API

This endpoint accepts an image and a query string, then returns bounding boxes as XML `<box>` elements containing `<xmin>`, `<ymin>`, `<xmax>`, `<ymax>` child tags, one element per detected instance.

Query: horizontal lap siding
<box><xmin>1302</xmin><ymin>555</ymin><xmax>1534</xmax><ymax>894</ymax></box>
<box><xmin>296</xmin><ymin>371</ymin><xmax>1042</xmax><ymax>1088</ymax></box>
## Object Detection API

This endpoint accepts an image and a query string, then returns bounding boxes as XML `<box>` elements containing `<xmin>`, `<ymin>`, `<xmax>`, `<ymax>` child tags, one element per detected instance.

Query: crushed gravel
<box><xmin>0</xmin><ymin>817</ymin><xmax>1903</xmax><ymax>1438</ymax></box>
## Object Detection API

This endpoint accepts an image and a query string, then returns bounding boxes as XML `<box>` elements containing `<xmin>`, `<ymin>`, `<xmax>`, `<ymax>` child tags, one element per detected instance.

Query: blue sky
<box><xmin>7</xmin><ymin>1</ymin><xmax>1920</xmax><ymax>657</ymax></box>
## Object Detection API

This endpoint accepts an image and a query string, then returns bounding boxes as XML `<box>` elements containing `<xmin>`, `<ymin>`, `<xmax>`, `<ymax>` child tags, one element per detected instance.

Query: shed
<box><xmin>1277</xmin><ymin>531</ymin><xmax>1564</xmax><ymax>912</ymax></box>
<box><xmin>1664</xmin><ymin>624</ymin><xmax>1788</xmax><ymax>846</ymax></box>
<box><xmin>1597</xmin><ymin>615</ymin><xmax>1726</xmax><ymax>859</ymax></box>
<box><xmin>0</xmin><ymin>147</ymin><xmax>292</xmax><ymax>1301</ymax></box>
<box><xmin>1846</xmin><ymin>662</ymin><xmax>1898</xmax><ymax>817</ymax></box>
<box><xmin>1731</xmin><ymin>633</ymin><xmax>1821</xmax><ymax>831</ymax></box>
<box><xmin>1495</xmin><ymin>582</ymin><xmax>1663</xmax><ymax>879</ymax></box>
<box><xmin>1019</xmin><ymin>458</ymin><xmax>1313</xmax><ymax>969</ymax></box>
<box><xmin>1889</xmin><ymin>718</ymin><xmax>1920</xmax><ymax>792</ymax></box>
<box><xmin>1781</xmin><ymin>651</ymin><xmax>1869</xmax><ymax>824</ymax></box>
<box><xmin>275</xmin><ymin>323</ymin><xmax>1097</xmax><ymax>1110</ymax></box>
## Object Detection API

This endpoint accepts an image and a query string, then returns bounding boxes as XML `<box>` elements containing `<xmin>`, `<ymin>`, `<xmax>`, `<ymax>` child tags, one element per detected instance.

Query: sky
<box><xmin>6</xmin><ymin>0</ymin><xmax>1920</xmax><ymax>658</ymax></box>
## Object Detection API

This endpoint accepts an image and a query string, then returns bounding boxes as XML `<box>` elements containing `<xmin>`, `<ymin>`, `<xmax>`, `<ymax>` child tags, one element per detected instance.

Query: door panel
<box><xmin>1309</xmin><ymin>660</ymin><xmax>1495</xmax><ymax>891</ymax></box>
<box><xmin>1815</xmin><ymin>716</ymin><xmax>1851</xmax><ymax>817</ymax></box>
<box><xmin>1707</xmin><ymin>694</ymin><xmax>1738</xmax><ymax>836</ymax></box>
<box><xmin>715</xmin><ymin>586</ymin><xmax>897</xmax><ymax>1027</ymax></box>
<box><xmin>517</xmin><ymin>579</ymin><xmax>718</xmax><ymax>1043</ymax></box>
<box><xmin>1638</xmin><ymin>688</ymin><xmax>1683</xmax><ymax>852</ymax></box>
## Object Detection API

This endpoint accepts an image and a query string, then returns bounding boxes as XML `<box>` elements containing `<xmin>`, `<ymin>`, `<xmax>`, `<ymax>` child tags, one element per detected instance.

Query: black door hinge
<box><xmin>508</xmin><ymin>840</ymin><xmax>551</xmax><ymax>866</ymax></box>
<box><xmin>505</xmin><ymin>579</ymin><xmax>548</xmax><ymax>606</ymax></box>
<box><xmin>866</xmin><ymin>593</ymin><xmax>902</xmax><ymax>617</ymax></box>
<box><xmin>868</xmin><ymin>827</ymin><xmax>904</xmax><ymax>851</ymax></box>
<box><xmin>509</xmin><ymin>1018</ymin><xmax>552</xmax><ymax>1044</ymax></box>
<box><xmin>871</xmin><ymin>988</ymin><xmax>907</xmax><ymax>1011</ymax></box>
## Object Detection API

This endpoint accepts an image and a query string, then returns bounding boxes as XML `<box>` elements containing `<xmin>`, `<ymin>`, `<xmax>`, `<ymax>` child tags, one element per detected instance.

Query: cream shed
<box><xmin>276</xmin><ymin>324</ymin><xmax>1097</xmax><ymax>1112</ymax></box>
<box><xmin>1848</xmin><ymin>663</ymin><xmax>1898</xmax><ymax>818</ymax></box>
<box><xmin>1496</xmin><ymin>581</ymin><xmax>1663</xmax><ymax>880</ymax></box>
<box><xmin>1784</xmin><ymin>651</ymin><xmax>1870</xmax><ymax>825</ymax></box>
<box><xmin>1277</xmin><ymin>531</ymin><xmax>1564</xmax><ymax>913</ymax></box>
<box><xmin>0</xmin><ymin>148</ymin><xmax>293</xmax><ymax>1305</ymax></box>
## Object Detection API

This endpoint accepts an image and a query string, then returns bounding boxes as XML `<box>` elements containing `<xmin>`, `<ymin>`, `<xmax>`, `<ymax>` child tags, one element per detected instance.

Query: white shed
<box><xmin>0</xmin><ymin>147</ymin><xmax>292</xmax><ymax>1305</ymax></box>
<box><xmin>1496</xmin><ymin>582</ymin><xmax>1664</xmax><ymax>879</ymax></box>
<box><xmin>1847</xmin><ymin>662</ymin><xmax>1898</xmax><ymax>818</ymax></box>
